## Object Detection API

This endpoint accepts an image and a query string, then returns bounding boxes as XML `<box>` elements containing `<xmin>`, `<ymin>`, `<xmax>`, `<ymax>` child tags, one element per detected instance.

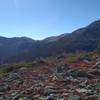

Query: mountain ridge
<box><xmin>0</xmin><ymin>20</ymin><xmax>100</xmax><ymax>64</ymax></box>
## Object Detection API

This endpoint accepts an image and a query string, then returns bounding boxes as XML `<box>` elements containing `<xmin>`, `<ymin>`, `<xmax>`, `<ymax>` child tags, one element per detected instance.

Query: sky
<box><xmin>0</xmin><ymin>0</ymin><xmax>100</xmax><ymax>40</ymax></box>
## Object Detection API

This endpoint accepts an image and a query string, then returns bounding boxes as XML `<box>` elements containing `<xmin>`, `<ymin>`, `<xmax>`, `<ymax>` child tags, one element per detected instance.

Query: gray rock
<box><xmin>90</xmin><ymin>69</ymin><xmax>100</xmax><ymax>76</ymax></box>
<box><xmin>46</xmin><ymin>95</ymin><xmax>54</xmax><ymax>100</ymax></box>
<box><xmin>84</xmin><ymin>95</ymin><xmax>98</xmax><ymax>100</ymax></box>
<box><xmin>95</xmin><ymin>61</ymin><xmax>100</xmax><ymax>69</ymax></box>
<box><xmin>0</xmin><ymin>84</ymin><xmax>10</xmax><ymax>92</ymax></box>
<box><xmin>0</xmin><ymin>96</ymin><xmax>4</xmax><ymax>100</ymax></box>
<box><xmin>6</xmin><ymin>73</ymin><xmax>20</xmax><ymax>82</ymax></box>
<box><xmin>44</xmin><ymin>88</ymin><xmax>56</xmax><ymax>96</ymax></box>
<box><xmin>68</xmin><ymin>94</ymin><xmax>80</xmax><ymax>100</ymax></box>
<box><xmin>94</xmin><ymin>82</ymin><xmax>100</xmax><ymax>90</ymax></box>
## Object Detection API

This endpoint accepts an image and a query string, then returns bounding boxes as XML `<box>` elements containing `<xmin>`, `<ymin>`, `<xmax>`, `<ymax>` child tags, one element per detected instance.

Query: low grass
<box><xmin>66</xmin><ymin>53</ymin><xmax>83</xmax><ymax>64</ymax></box>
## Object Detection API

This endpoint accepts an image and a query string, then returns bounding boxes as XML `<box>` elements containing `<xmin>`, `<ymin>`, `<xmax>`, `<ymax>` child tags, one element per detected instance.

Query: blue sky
<box><xmin>0</xmin><ymin>0</ymin><xmax>100</xmax><ymax>39</ymax></box>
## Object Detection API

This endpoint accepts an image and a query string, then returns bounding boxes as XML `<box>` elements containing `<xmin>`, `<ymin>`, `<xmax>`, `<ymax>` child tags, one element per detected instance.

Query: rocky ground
<box><xmin>0</xmin><ymin>51</ymin><xmax>100</xmax><ymax>100</ymax></box>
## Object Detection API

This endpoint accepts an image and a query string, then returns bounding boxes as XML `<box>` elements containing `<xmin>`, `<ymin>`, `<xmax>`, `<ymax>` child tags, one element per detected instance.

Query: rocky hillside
<box><xmin>0</xmin><ymin>49</ymin><xmax>100</xmax><ymax>100</ymax></box>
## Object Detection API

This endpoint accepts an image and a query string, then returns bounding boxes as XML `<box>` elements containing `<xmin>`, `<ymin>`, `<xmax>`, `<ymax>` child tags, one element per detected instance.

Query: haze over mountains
<box><xmin>0</xmin><ymin>20</ymin><xmax>100</xmax><ymax>64</ymax></box>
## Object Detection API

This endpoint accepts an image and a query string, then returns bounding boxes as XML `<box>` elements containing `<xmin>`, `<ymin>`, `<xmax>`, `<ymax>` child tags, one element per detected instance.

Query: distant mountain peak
<box><xmin>91</xmin><ymin>20</ymin><xmax>100</xmax><ymax>24</ymax></box>
<box><xmin>88</xmin><ymin>20</ymin><xmax>100</xmax><ymax>28</ymax></box>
